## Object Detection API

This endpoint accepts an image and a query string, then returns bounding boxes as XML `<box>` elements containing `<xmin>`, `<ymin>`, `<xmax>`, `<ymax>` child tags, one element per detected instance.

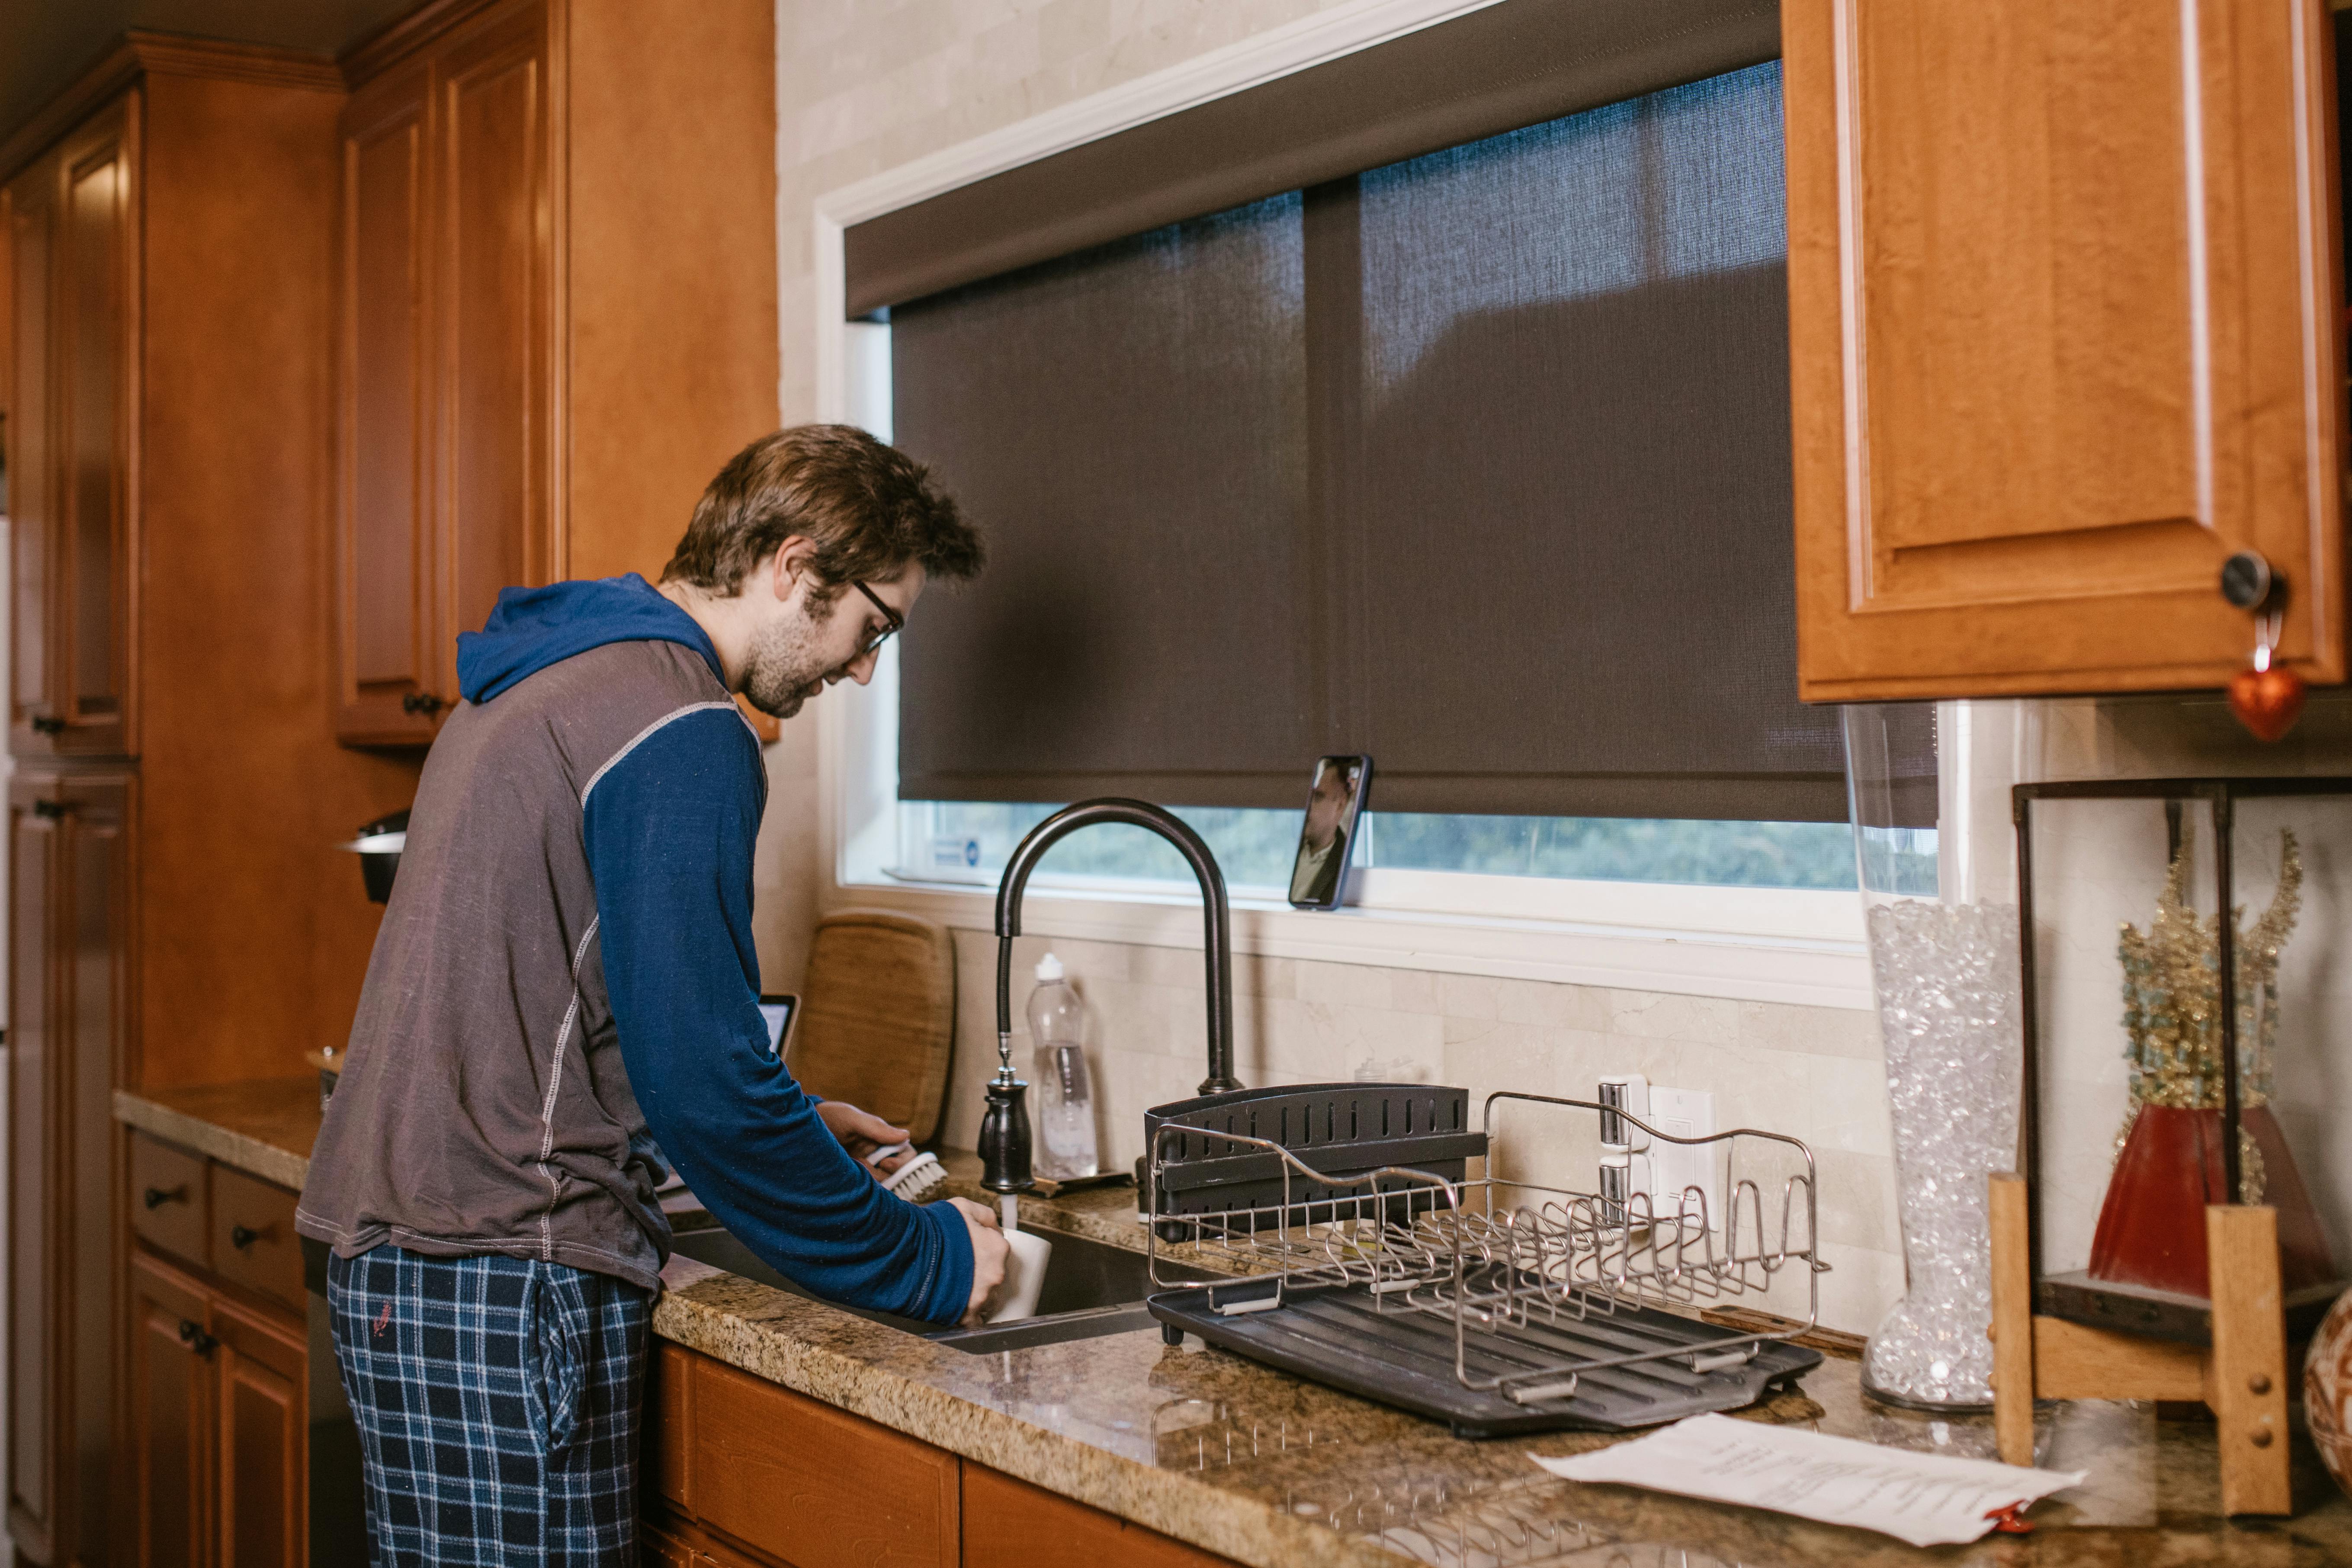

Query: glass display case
<box><xmin>2015</xmin><ymin>777</ymin><xmax>2352</xmax><ymax>1346</ymax></box>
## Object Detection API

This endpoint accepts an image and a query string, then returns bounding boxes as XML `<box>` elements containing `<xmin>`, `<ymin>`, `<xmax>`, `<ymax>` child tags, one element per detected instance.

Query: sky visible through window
<box><xmin>906</xmin><ymin>801</ymin><xmax>1859</xmax><ymax>893</ymax></box>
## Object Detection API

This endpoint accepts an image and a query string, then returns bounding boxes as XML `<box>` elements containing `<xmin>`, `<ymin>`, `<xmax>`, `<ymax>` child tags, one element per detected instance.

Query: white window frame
<box><xmin>799</xmin><ymin>0</ymin><xmax>1872</xmax><ymax>1013</ymax></box>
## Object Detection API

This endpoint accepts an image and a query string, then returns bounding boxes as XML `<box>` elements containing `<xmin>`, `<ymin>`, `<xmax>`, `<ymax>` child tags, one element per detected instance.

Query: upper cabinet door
<box><xmin>51</xmin><ymin>103</ymin><xmax>135</xmax><ymax>753</ymax></box>
<box><xmin>334</xmin><ymin>0</ymin><xmax>553</xmax><ymax>747</ymax></box>
<box><xmin>336</xmin><ymin>63</ymin><xmax>440</xmax><ymax>745</ymax></box>
<box><xmin>1787</xmin><ymin>1</ymin><xmax>2348</xmax><ymax>700</ymax></box>
<box><xmin>435</xmin><ymin>0</ymin><xmax>556</xmax><ymax>668</ymax></box>
<box><xmin>8</xmin><ymin>155</ymin><xmax>57</xmax><ymax>756</ymax></box>
<box><xmin>7</xmin><ymin>98</ymin><xmax>138</xmax><ymax>756</ymax></box>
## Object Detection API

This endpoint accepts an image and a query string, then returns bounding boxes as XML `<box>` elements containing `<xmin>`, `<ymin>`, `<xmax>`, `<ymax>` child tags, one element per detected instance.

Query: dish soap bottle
<box><xmin>1027</xmin><ymin>952</ymin><xmax>1098</xmax><ymax>1180</ymax></box>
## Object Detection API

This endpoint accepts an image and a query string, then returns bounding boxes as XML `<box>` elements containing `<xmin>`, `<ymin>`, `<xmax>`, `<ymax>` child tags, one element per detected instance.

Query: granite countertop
<box><xmin>113</xmin><ymin>1086</ymin><xmax>2352</xmax><ymax>1565</ymax></box>
<box><xmin>661</xmin><ymin>1155</ymin><xmax>2352</xmax><ymax>1568</ymax></box>
<box><xmin>115</xmin><ymin>1076</ymin><xmax>321</xmax><ymax>1190</ymax></box>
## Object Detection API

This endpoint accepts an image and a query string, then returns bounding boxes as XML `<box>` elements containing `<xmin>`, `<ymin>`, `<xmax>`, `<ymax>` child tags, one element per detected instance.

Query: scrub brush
<box><xmin>867</xmin><ymin>1142</ymin><xmax>948</xmax><ymax>1202</ymax></box>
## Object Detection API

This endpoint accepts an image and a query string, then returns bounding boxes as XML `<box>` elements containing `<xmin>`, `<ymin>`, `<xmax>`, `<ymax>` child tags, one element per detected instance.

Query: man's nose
<box><xmin>835</xmin><ymin>649</ymin><xmax>880</xmax><ymax>686</ymax></box>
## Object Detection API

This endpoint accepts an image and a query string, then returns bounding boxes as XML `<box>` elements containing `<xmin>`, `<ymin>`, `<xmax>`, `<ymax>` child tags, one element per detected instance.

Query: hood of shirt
<box><xmin>455</xmin><ymin>573</ymin><xmax>725</xmax><ymax>704</ymax></box>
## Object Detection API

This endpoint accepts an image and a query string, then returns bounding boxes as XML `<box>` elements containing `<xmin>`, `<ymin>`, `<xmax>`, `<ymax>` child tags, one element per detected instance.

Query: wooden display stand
<box><xmin>1989</xmin><ymin>1172</ymin><xmax>2292</xmax><ymax>1514</ymax></box>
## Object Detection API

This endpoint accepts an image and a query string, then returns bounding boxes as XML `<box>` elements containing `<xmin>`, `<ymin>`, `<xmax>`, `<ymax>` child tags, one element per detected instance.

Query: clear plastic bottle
<box><xmin>1026</xmin><ymin>952</ymin><xmax>1098</xmax><ymax>1180</ymax></box>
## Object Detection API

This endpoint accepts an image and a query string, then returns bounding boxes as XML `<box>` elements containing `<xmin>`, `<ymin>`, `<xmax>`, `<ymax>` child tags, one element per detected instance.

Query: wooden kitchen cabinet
<box><xmin>128</xmin><ymin>1254</ymin><xmax>210</xmax><ymax>1568</ymax></box>
<box><xmin>964</xmin><ymin>1465</ymin><xmax>1237</xmax><ymax>1568</ymax></box>
<box><xmin>334</xmin><ymin>0</ymin><xmax>555</xmax><ymax>744</ymax></box>
<box><xmin>5</xmin><ymin>96</ymin><xmax>136</xmax><ymax>758</ymax></box>
<box><xmin>1785</xmin><ymin>0</ymin><xmax>2351</xmax><ymax>699</ymax></box>
<box><xmin>645</xmin><ymin>1341</ymin><xmax>1244</xmax><ymax>1568</ymax></box>
<box><xmin>334</xmin><ymin>0</ymin><xmax>781</xmax><ymax>746</ymax></box>
<box><xmin>125</xmin><ymin>1249</ymin><xmax>308</xmax><ymax>1568</ymax></box>
<box><xmin>1</xmin><ymin>29</ymin><xmax>417</xmax><ymax>1103</ymax></box>
<box><xmin>7</xmin><ymin>771</ymin><xmax>132</xmax><ymax>1568</ymax></box>
<box><xmin>212</xmin><ymin>1293</ymin><xmax>307</xmax><ymax>1568</ymax></box>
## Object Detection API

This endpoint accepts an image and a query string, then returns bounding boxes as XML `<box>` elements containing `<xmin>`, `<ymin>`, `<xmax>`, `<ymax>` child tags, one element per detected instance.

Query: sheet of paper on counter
<box><xmin>1530</xmin><ymin>1414</ymin><xmax>2087</xmax><ymax>1547</ymax></box>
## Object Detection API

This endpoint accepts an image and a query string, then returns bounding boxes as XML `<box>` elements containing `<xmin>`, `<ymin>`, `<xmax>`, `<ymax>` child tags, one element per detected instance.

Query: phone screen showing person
<box><xmin>758</xmin><ymin>994</ymin><xmax>798</xmax><ymax>1057</ymax></box>
<box><xmin>1287</xmin><ymin>755</ymin><xmax>1371</xmax><ymax>910</ymax></box>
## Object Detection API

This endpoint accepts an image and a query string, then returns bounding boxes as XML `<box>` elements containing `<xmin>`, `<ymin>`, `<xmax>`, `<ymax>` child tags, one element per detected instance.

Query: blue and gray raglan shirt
<box><xmin>295</xmin><ymin>573</ymin><xmax>973</xmax><ymax>1325</ymax></box>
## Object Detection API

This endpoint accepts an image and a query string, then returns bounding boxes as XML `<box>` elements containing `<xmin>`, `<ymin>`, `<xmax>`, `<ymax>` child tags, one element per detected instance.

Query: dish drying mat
<box><xmin>1140</xmin><ymin>1088</ymin><xmax>1829</xmax><ymax>1437</ymax></box>
<box><xmin>1148</xmin><ymin>1283</ymin><xmax>1819</xmax><ymax>1438</ymax></box>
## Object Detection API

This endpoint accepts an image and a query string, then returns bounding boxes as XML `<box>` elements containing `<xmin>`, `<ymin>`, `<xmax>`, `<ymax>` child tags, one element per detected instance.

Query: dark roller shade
<box><xmin>1344</xmin><ymin>62</ymin><xmax>1842</xmax><ymax>818</ymax></box>
<box><xmin>893</xmin><ymin>196</ymin><xmax>1314</xmax><ymax>808</ymax></box>
<box><xmin>845</xmin><ymin>0</ymin><xmax>1780</xmax><ymax>316</ymax></box>
<box><xmin>895</xmin><ymin>61</ymin><xmax>1863</xmax><ymax>822</ymax></box>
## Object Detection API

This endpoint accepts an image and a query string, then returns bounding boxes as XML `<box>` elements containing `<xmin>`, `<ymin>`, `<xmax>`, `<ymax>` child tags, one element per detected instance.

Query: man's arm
<box><xmin>582</xmin><ymin>705</ymin><xmax>974</xmax><ymax>1324</ymax></box>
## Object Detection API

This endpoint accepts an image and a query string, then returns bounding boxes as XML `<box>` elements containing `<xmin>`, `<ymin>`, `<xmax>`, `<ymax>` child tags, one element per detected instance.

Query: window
<box><xmin>820</xmin><ymin>2</ymin><xmax>1933</xmax><ymax>1010</ymax></box>
<box><xmin>866</xmin><ymin>61</ymin><xmax>1883</xmax><ymax>905</ymax></box>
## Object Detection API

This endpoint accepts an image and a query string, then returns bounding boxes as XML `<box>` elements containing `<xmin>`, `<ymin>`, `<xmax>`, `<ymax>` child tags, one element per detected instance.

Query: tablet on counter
<box><xmin>758</xmin><ymin>993</ymin><xmax>798</xmax><ymax>1058</ymax></box>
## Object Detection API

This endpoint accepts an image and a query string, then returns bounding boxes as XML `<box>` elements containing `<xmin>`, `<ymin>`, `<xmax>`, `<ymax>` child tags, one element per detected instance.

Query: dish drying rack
<box><xmin>1142</xmin><ymin>1088</ymin><xmax>1828</xmax><ymax>1437</ymax></box>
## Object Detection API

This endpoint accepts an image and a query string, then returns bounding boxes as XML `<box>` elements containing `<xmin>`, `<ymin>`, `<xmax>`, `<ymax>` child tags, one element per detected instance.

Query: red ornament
<box><xmin>2229</xmin><ymin>664</ymin><xmax>2306</xmax><ymax>741</ymax></box>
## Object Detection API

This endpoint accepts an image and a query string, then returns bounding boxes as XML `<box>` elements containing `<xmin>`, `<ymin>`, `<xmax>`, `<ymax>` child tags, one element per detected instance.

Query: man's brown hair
<box><xmin>662</xmin><ymin>425</ymin><xmax>983</xmax><ymax>599</ymax></box>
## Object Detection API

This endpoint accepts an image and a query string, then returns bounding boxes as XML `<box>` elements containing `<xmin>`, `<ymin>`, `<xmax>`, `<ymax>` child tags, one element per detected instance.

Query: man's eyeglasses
<box><xmin>850</xmin><ymin>580</ymin><xmax>904</xmax><ymax>658</ymax></box>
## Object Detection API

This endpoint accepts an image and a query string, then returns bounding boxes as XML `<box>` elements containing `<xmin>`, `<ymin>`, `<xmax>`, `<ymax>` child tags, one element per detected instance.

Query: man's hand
<box><xmin>947</xmin><ymin>1197</ymin><xmax>1009</xmax><ymax>1327</ymax></box>
<box><xmin>815</xmin><ymin>1100</ymin><xmax>916</xmax><ymax>1181</ymax></box>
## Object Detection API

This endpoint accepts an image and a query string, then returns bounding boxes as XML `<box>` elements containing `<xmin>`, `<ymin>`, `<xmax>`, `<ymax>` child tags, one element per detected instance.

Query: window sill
<box><xmin>823</xmin><ymin>871</ymin><xmax>1875</xmax><ymax>1011</ymax></box>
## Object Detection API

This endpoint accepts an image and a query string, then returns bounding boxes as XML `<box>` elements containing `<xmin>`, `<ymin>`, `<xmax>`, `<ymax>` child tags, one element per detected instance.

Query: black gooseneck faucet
<box><xmin>981</xmin><ymin>798</ymin><xmax>1240</xmax><ymax>1196</ymax></box>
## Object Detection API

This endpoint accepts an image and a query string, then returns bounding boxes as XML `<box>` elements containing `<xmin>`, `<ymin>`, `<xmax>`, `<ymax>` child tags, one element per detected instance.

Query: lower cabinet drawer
<box><xmin>963</xmin><ymin>1465</ymin><xmax>1240</xmax><ymax>1568</ymax></box>
<box><xmin>648</xmin><ymin>1343</ymin><xmax>1245</xmax><ymax>1568</ymax></box>
<box><xmin>691</xmin><ymin>1355</ymin><xmax>958</xmax><ymax>1568</ymax></box>
<box><xmin>210</xmin><ymin>1165</ymin><xmax>305</xmax><ymax>1315</ymax></box>
<box><xmin>130</xmin><ymin>1132</ymin><xmax>209</xmax><ymax>1267</ymax></box>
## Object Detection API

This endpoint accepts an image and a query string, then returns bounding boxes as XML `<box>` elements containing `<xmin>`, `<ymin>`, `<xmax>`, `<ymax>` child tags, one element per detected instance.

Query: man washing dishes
<box><xmin>297</xmin><ymin>426</ymin><xmax>1009</xmax><ymax>1564</ymax></box>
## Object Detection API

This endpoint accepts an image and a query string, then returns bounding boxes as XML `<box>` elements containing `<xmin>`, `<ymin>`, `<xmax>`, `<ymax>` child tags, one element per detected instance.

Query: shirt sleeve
<box><xmin>582</xmin><ymin>704</ymin><xmax>973</xmax><ymax>1325</ymax></box>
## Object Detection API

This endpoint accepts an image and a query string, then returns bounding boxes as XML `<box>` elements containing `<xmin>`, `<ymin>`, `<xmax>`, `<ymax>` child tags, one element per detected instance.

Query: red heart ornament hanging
<box><xmin>2230</xmin><ymin>662</ymin><xmax>2305</xmax><ymax>741</ymax></box>
<box><xmin>2218</xmin><ymin>559</ymin><xmax>2303</xmax><ymax>740</ymax></box>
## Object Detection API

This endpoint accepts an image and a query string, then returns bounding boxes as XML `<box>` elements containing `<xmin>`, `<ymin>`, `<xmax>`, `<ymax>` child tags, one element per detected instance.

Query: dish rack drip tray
<box><xmin>1147</xmin><ymin>1285</ymin><xmax>1818</xmax><ymax>1438</ymax></box>
<box><xmin>1140</xmin><ymin>1088</ymin><xmax>1831</xmax><ymax>1437</ymax></box>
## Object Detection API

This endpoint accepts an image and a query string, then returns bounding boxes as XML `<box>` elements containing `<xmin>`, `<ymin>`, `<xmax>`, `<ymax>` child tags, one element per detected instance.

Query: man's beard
<box><xmin>741</xmin><ymin>605</ymin><xmax>838</xmax><ymax>718</ymax></box>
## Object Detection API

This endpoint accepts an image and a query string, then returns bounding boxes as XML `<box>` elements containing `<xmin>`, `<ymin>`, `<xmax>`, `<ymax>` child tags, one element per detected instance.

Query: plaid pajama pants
<box><xmin>328</xmin><ymin>1245</ymin><xmax>653</xmax><ymax>1567</ymax></box>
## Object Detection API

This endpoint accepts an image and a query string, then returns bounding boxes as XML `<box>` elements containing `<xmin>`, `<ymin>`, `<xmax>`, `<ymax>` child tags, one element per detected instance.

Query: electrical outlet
<box><xmin>1643</xmin><ymin>1086</ymin><xmax>1721</xmax><ymax>1233</ymax></box>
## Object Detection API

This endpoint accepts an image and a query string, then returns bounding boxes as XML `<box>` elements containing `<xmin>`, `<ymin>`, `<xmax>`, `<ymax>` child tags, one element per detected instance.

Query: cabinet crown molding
<box><xmin>0</xmin><ymin>30</ymin><xmax>340</xmax><ymax>185</ymax></box>
<box><xmin>124</xmin><ymin>32</ymin><xmax>344</xmax><ymax>93</ymax></box>
<box><xmin>339</xmin><ymin>0</ymin><xmax>516</xmax><ymax>87</ymax></box>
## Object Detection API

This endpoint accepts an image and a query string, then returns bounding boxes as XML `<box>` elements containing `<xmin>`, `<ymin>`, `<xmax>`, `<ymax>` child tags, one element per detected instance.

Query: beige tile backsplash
<box><xmin>935</xmin><ymin>930</ymin><xmax>1905</xmax><ymax>1334</ymax></box>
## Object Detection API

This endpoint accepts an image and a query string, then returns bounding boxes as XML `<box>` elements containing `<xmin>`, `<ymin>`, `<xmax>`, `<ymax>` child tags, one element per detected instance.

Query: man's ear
<box><xmin>765</xmin><ymin>536</ymin><xmax>820</xmax><ymax>604</ymax></box>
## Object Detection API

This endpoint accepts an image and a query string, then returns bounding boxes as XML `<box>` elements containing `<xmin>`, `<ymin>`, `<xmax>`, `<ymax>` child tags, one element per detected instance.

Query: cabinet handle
<box><xmin>29</xmin><ymin>800</ymin><xmax>68</xmax><ymax>821</ymax></box>
<box><xmin>27</xmin><ymin>715</ymin><xmax>63</xmax><ymax>736</ymax></box>
<box><xmin>2220</xmin><ymin>551</ymin><xmax>2285</xmax><ymax>612</ymax></box>
<box><xmin>177</xmin><ymin>1320</ymin><xmax>218</xmax><ymax>1357</ymax></box>
<box><xmin>229</xmin><ymin>1223</ymin><xmax>260</xmax><ymax>1251</ymax></box>
<box><xmin>401</xmin><ymin>693</ymin><xmax>446</xmax><ymax>718</ymax></box>
<box><xmin>142</xmin><ymin>1185</ymin><xmax>185</xmax><ymax>1210</ymax></box>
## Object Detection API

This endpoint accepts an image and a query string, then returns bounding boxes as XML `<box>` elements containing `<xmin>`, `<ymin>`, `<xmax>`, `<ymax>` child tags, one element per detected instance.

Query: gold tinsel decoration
<box><xmin>2112</xmin><ymin>824</ymin><xmax>2300</xmax><ymax>1203</ymax></box>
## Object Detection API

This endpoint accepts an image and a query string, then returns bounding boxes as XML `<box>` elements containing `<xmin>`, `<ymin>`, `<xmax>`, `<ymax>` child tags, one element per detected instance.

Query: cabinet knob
<box><xmin>401</xmin><ymin>693</ymin><xmax>446</xmax><ymax>718</ymax></box>
<box><xmin>229</xmin><ymin>1223</ymin><xmax>260</xmax><ymax>1251</ymax></box>
<box><xmin>177</xmin><ymin>1319</ymin><xmax>218</xmax><ymax>1357</ymax></box>
<box><xmin>29</xmin><ymin>800</ymin><xmax>68</xmax><ymax>821</ymax></box>
<box><xmin>27</xmin><ymin>715</ymin><xmax>63</xmax><ymax>736</ymax></box>
<box><xmin>2220</xmin><ymin>551</ymin><xmax>2285</xmax><ymax>611</ymax></box>
<box><xmin>142</xmin><ymin>1185</ymin><xmax>185</xmax><ymax>1210</ymax></box>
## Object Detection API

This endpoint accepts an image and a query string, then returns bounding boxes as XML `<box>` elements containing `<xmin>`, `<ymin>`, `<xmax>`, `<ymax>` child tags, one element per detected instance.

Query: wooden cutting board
<box><xmin>788</xmin><ymin>909</ymin><xmax>956</xmax><ymax>1144</ymax></box>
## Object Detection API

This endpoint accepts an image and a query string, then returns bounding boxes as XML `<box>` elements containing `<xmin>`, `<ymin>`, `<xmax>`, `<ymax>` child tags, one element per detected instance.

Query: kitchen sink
<box><xmin>666</xmin><ymin>1222</ymin><xmax>1221</xmax><ymax>1353</ymax></box>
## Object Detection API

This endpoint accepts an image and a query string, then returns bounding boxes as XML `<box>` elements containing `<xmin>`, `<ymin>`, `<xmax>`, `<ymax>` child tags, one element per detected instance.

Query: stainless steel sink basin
<box><xmin>667</xmin><ymin>1222</ymin><xmax>1220</xmax><ymax>1353</ymax></box>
